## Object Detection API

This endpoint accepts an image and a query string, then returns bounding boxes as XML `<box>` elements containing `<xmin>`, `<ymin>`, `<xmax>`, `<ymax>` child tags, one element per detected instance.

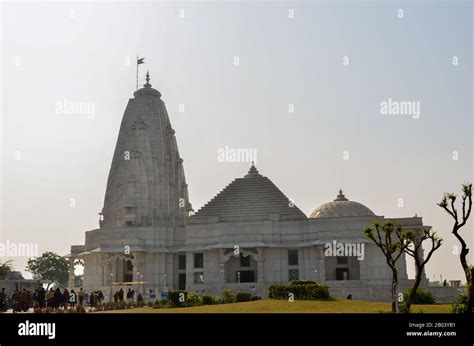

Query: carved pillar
<box><xmin>218</xmin><ymin>249</ymin><xmax>228</xmax><ymax>287</ymax></box>
<box><xmin>318</xmin><ymin>246</ymin><xmax>326</xmax><ymax>282</ymax></box>
<box><xmin>185</xmin><ymin>252</ymin><xmax>194</xmax><ymax>291</ymax></box>
<box><xmin>254</xmin><ymin>248</ymin><xmax>264</xmax><ymax>283</ymax></box>
<box><xmin>132</xmin><ymin>252</ymin><xmax>146</xmax><ymax>282</ymax></box>
<box><xmin>359</xmin><ymin>244</ymin><xmax>367</xmax><ymax>280</ymax></box>
<box><xmin>130</xmin><ymin>252</ymin><xmax>145</xmax><ymax>295</ymax></box>
<box><xmin>68</xmin><ymin>258</ymin><xmax>75</xmax><ymax>288</ymax></box>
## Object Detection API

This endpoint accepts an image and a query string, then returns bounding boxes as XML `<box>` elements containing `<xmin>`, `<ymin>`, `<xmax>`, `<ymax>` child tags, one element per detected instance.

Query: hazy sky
<box><xmin>1</xmin><ymin>0</ymin><xmax>472</xmax><ymax>282</ymax></box>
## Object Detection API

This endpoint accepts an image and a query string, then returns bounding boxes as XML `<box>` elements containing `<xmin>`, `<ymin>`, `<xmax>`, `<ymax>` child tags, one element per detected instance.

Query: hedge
<box><xmin>168</xmin><ymin>291</ymin><xmax>187</xmax><ymax>307</ymax></box>
<box><xmin>202</xmin><ymin>295</ymin><xmax>214</xmax><ymax>305</ymax></box>
<box><xmin>402</xmin><ymin>288</ymin><xmax>435</xmax><ymax>304</ymax></box>
<box><xmin>289</xmin><ymin>280</ymin><xmax>317</xmax><ymax>286</ymax></box>
<box><xmin>236</xmin><ymin>293</ymin><xmax>252</xmax><ymax>302</ymax></box>
<box><xmin>268</xmin><ymin>282</ymin><xmax>330</xmax><ymax>300</ymax></box>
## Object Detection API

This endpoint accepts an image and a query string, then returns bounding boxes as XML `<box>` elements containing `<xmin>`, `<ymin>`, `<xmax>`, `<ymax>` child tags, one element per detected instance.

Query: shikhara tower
<box><xmin>68</xmin><ymin>74</ymin><xmax>448</xmax><ymax>303</ymax></box>
<box><xmin>69</xmin><ymin>73</ymin><xmax>192</xmax><ymax>291</ymax></box>
<box><xmin>101</xmin><ymin>71</ymin><xmax>190</xmax><ymax>229</ymax></box>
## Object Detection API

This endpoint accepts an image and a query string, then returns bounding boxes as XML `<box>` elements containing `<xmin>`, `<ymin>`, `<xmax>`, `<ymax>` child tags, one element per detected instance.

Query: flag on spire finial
<box><xmin>136</xmin><ymin>55</ymin><xmax>145</xmax><ymax>90</ymax></box>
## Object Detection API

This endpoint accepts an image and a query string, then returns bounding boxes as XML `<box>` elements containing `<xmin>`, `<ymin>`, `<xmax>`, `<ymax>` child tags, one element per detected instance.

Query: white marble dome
<box><xmin>309</xmin><ymin>190</ymin><xmax>375</xmax><ymax>218</ymax></box>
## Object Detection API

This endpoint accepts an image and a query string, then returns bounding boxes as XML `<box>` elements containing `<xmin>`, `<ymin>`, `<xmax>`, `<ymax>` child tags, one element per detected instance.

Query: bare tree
<box><xmin>364</xmin><ymin>222</ymin><xmax>412</xmax><ymax>313</ymax></box>
<box><xmin>437</xmin><ymin>182</ymin><xmax>473</xmax><ymax>313</ymax></box>
<box><xmin>403</xmin><ymin>228</ymin><xmax>442</xmax><ymax>312</ymax></box>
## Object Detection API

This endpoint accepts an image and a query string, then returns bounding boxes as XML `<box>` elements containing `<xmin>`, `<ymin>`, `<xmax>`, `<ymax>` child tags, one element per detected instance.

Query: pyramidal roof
<box><xmin>191</xmin><ymin>164</ymin><xmax>307</xmax><ymax>223</ymax></box>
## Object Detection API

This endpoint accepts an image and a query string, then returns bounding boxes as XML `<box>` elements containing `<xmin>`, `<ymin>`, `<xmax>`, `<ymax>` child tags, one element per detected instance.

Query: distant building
<box><xmin>68</xmin><ymin>74</ymin><xmax>458</xmax><ymax>303</ymax></box>
<box><xmin>0</xmin><ymin>271</ymin><xmax>43</xmax><ymax>296</ymax></box>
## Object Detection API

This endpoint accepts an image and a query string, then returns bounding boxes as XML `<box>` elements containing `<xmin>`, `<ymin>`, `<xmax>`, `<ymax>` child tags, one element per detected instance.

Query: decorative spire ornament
<box><xmin>144</xmin><ymin>71</ymin><xmax>152</xmax><ymax>88</ymax></box>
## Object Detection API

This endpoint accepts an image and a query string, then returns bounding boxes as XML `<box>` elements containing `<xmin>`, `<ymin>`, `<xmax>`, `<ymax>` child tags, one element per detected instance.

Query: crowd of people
<box><xmin>0</xmin><ymin>286</ymin><xmax>110</xmax><ymax>312</ymax></box>
<box><xmin>113</xmin><ymin>288</ymin><xmax>137</xmax><ymax>304</ymax></box>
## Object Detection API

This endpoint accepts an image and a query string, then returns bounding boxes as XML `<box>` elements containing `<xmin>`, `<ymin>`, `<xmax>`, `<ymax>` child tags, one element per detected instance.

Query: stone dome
<box><xmin>309</xmin><ymin>190</ymin><xmax>375</xmax><ymax>218</ymax></box>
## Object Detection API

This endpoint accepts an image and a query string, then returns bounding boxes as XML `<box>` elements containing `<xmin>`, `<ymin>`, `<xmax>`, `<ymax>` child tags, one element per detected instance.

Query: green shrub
<box><xmin>153</xmin><ymin>298</ymin><xmax>171</xmax><ymax>309</ymax></box>
<box><xmin>186</xmin><ymin>291</ymin><xmax>202</xmax><ymax>307</ymax></box>
<box><xmin>402</xmin><ymin>288</ymin><xmax>435</xmax><ymax>305</ymax></box>
<box><xmin>250</xmin><ymin>295</ymin><xmax>261</xmax><ymax>301</ymax></box>
<box><xmin>202</xmin><ymin>295</ymin><xmax>213</xmax><ymax>305</ymax></box>
<box><xmin>268</xmin><ymin>283</ymin><xmax>330</xmax><ymax>300</ymax></box>
<box><xmin>289</xmin><ymin>280</ymin><xmax>317</xmax><ymax>286</ymax></box>
<box><xmin>222</xmin><ymin>289</ymin><xmax>236</xmax><ymax>304</ymax></box>
<box><xmin>213</xmin><ymin>296</ymin><xmax>223</xmax><ymax>305</ymax></box>
<box><xmin>236</xmin><ymin>293</ymin><xmax>252</xmax><ymax>302</ymax></box>
<box><xmin>168</xmin><ymin>291</ymin><xmax>187</xmax><ymax>307</ymax></box>
<box><xmin>451</xmin><ymin>294</ymin><xmax>468</xmax><ymax>313</ymax></box>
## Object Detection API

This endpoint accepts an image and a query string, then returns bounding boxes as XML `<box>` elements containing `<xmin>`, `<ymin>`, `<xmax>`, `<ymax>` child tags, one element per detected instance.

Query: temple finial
<box><xmin>335</xmin><ymin>189</ymin><xmax>348</xmax><ymax>201</ymax></box>
<box><xmin>144</xmin><ymin>71</ymin><xmax>151</xmax><ymax>88</ymax></box>
<box><xmin>245</xmin><ymin>162</ymin><xmax>260</xmax><ymax>177</ymax></box>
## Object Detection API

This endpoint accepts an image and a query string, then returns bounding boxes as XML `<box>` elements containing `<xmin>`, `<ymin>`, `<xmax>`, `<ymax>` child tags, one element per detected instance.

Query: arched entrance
<box><xmin>225</xmin><ymin>252</ymin><xmax>258</xmax><ymax>283</ymax></box>
<box><xmin>114</xmin><ymin>258</ymin><xmax>134</xmax><ymax>282</ymax></box>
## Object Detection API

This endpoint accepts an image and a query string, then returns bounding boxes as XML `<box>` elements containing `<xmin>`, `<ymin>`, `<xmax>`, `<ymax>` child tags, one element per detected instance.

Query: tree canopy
<box><xmin>26</xmin><ymin>252</ymin><xmax>69</xmax><ymax>288</ymax></box>
<box><xmin>0</xmin><ymin>259</ymin><xmax>14</xmax><ymax>280</ymax></box>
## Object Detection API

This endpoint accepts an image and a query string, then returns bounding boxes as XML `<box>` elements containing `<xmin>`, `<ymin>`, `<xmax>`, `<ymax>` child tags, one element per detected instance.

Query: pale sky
<box><xmin>1</xmin><ymin>0</ymin><xmax>472</xmax><ymax>282</ymax></box>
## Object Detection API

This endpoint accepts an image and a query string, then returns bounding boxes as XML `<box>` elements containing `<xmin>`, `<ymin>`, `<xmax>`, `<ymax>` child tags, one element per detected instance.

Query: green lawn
<box><xmin>100</xmin><ymin>299</ymin><xmax>452</xmax><ymax>313</ymax></box>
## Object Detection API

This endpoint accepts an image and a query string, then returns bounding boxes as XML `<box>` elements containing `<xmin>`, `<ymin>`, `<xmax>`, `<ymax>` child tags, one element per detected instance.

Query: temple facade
<box><xmin>69</xmin><ymin>75</ymin><xmax>448</xmax><ymax>302</ymax></box>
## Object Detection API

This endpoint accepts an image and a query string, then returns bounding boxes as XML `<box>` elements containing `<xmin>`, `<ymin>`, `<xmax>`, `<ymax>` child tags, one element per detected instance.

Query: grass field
<box><xmin>100</xmin><ymin>299</ymin><xmax>453</xmax><ymax>314</ymax></box>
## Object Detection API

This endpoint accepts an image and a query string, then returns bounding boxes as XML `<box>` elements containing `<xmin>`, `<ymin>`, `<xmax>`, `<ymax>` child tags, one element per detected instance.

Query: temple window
<box><xmin>178</xmin><ymin>255</ymin><xmax>186</xmax><ymax>270</ymax></box>
<box><xmin>194</xmin><ymin>253</ymin><xmax>203</xmax><ymax>268</ymax></box>
<box><xmin>288</xmin><ymin>249</ymin><xmax>299</xmax><ymax>266</ymax></box>
<box><xmin>240</xmin><ymin>253</ymin><xmax>250</xmax><ymax>267</ymax></box>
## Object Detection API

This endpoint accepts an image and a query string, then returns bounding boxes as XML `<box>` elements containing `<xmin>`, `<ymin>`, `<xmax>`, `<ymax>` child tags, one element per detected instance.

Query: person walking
<box><xmin>53</xmin><ymin>288</ymin><xmax>62</xmax><ymax>310</ymax></box>
<box><xmin>118</xmin><ymin>288</ymin><xmax>124</xmax><ymax>302</ymax></box>
<box><xmin>137</xmin><ymin>293</ymin><xmax>143</xmax><ymax>307</ymax></box>
<box><xmin>46</xmin><ymin>288</ymin><xmax>54</xmax><ymax>309</ymax></box>
<box><xmin>62</xmin><ymin>288</ymin><xmax>70</xmax><ymax>310</ymax></box>
<box><xmin>90</xmin><ymin>291</ymin><xmax>97</xmax><ymax>308</ymax></box>
<box><xmin>98</xmin><ymin>290</ymin><xmax>104</xmax><ymax>304</ymax></box>
<box><xmin>11</xmin><ymin>289</ymin><xmax>19</xmax><ymax>313</ymax></box>
<box><xmin>0</xmin><ymin>288</ymin><xmax>7</xmax><ymax>312</ymax></box>
<box><xmin>38</xmin><ymin>287</ymin><xmax>46</xmax><ymax>309</ymax></box>
<box><xmin>20</xmin><ymin>290</ymin><xmax>32</xmax><ymax>312</ymax></box>
<box><xmin>78</xmin><ymin>288</ymin><xmax>84</xmax><ymax>306</ymax></box>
